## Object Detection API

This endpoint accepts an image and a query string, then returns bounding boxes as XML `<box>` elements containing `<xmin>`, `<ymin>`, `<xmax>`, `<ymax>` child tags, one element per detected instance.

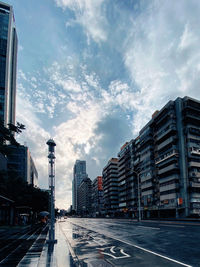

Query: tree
<box><xmin>0</xmin><ymin>119</ymin><xmax>26</xmax><ymax>153</ymax></box>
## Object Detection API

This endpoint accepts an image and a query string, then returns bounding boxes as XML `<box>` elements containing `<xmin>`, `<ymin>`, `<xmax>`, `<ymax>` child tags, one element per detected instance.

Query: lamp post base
<box><xmin>47</xmin><ymin>239</ymin><xmax>57</xmax><ymax>244</ymax></box>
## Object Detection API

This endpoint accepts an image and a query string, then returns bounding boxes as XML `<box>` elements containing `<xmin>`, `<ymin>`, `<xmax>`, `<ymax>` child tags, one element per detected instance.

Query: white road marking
<box><xmin>138</xmin><ymin>226</ymin><xmax>160</xmax><ymax>230</ymax></box>
<box><xmin>161</xmin><ymin>225</ymin><xmax>185</xmax><ymax>228</ymax></box>
<box><xmin>69</xmin><ymin>221</ymin><xmax>192</xmax><ymax>267</ymax></box>
<box><xmin>98</xmin><ymin>246</ymin><xmax>131</xmax><ymax>259</ymax></box>
<box><xmin>105</xmin><ymin>235</ymin><xmax>192</xmax><ymax>267</ymax></box>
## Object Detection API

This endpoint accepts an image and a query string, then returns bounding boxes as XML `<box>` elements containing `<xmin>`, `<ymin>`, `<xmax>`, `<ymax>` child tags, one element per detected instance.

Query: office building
<box><xmin>102</xmin><ymin>158</ymin><xmax>119</xmax><ymax>216</ymax></box>
<box><xmin>91</xmin><ymin>176</ymin><xmax>104</xmax><ymax>217</ymax></box>
<box><xmin>72</xmin><ymin>160</ymin><xmax>87</xmax><ymax>213</ymax></box>
<box><xmin>78</xmin><ymin>177</ymin><xmax>92</xmax><ymax>216</ymax></box>
<box><xmin>0</xmin><ymin>1</ymin><xmax>17</xmax><ymax>126</ymax></box>
<box><xmin>7</xmin><ymin>145</ymin><xmax>38</xmax><ymax>186</ymax></box>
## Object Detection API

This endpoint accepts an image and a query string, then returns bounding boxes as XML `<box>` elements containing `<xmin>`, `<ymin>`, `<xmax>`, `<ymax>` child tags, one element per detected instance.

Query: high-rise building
<box><xmin>0</xmin><ymin>1</ymin><xmax>17</xmax><ymax>126</ymax></box>
<box><xmin>91</xmin><ymin>176</ymin><xmax>104</xmax><ymax>217</ymax></box>
<box><xmin>118</xmin><ymin>141</ymin><xmax>138</xmax><ymax>217</ymax></box>
<box><xmin>102</xmin><ymin>158</ymin><xmax>119</xmax><ymax>216</ymax></box>
<box><xmin>115</xmin><ymin>96</ymin><xmax>200</xmax><ymax>218</ymax></box>
<box><xmin>7</xmin><ymin>145</ymin><xmax>38</xmax><ymax>187</ymax></box>
<box><xmin>78</xmin><ymin>177</ymin><xmax>92</xmax><ymax>216</ymax></box>
<box><xmin>72</xmin><ymin>160</ymin><xmax>87</xmax><ymax>212</ymax></box>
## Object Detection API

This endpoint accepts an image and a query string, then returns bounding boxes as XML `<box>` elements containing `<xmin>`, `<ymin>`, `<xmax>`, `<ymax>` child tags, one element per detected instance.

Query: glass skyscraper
<box><xmin>0</xmin><ymin>1</ymin><xmax>17</xmax><ymax>126</ymax></box>
<box><xmin>72</xmin><ymin>160</ymin><xmax>88</xmax><ymax>212</ymax></box>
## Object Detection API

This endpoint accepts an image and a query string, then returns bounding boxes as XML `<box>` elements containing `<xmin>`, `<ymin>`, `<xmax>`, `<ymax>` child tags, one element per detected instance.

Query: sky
<box><xmin>4</xmin><ymin>0</ymin><xmax>200</xmax><ymax>209</ymax></box>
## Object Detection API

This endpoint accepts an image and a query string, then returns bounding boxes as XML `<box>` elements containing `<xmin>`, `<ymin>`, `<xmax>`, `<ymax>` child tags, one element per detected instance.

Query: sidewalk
<box><xmin>37</xmin><ymin>221</ymin><xmax>111</xmax><ymax>267</ymax></box>
<box><xmin>37</xmin><ymin>221</ymin><xmax>75</xmax><ymax>267</ymax></box>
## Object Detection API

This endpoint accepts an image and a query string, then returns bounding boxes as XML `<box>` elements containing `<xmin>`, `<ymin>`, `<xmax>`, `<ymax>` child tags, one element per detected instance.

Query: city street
<box><xmin>59</xmin><ymin>218</ymin><xmax>200</xmax><ymax>267</ymax></box>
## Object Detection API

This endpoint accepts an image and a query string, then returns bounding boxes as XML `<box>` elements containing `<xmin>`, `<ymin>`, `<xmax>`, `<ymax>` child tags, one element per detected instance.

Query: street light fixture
<box><xmin>132</xmin><ymin>170</ymin><xmax>141</xmax><ymax>222</ymax></box>
<box><xmin>46</xmin><ymin>139</ymin><xmax>57</xmax><ymax>244</ymax></box>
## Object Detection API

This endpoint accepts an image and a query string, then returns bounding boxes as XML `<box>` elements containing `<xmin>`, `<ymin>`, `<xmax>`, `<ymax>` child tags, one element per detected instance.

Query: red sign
<box><xmin>97</xmin><ymin>176</ymin><xmax>103</xmax><ymax>191</ymax></box>
<box><xmin>178</xmin><ymin>198</ymin><xmax>183</xmax><ymax>205</ymax></box>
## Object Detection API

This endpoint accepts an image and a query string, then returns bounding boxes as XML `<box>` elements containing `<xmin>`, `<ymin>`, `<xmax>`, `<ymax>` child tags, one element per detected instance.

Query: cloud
<box><xmin>16</xmin><ymin>92</ymin><xmax>50</xmax><ymax>187</ymax></box>
<box><xmin>123</xmin><ymin>0</ymin><xmax>200</xmax><ymax>134</ymax></box>
<box><xmin>55</xmin><ymin>0</ymin><xmax>107</xmax><ymax>43</ymax></box>
<box><xmin>15</xmin><ymin>0</ymin><xmax>200</xmax><ymax>210</ymax></box>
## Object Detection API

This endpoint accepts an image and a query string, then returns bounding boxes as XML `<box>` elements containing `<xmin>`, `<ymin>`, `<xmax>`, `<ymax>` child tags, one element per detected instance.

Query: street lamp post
<box><xmin>133</xmin><ymin>170</ymin><xmax>141</xmax><ymax>222</ymax></box>
<box><xmin>46</xmin><ymin>139</ymin><xmax>57</xmax><ymax>244</ymax></box>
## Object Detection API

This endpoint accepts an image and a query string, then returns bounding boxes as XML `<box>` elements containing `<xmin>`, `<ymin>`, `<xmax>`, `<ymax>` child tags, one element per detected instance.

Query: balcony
<box><xmin>190</xmin><ymin>147</ymin><xmax>200</xmax><ymax>156</ymax></box>
<box><xmin>158</xmin><ymin>163</ymin><xmax>178</xmax><ymax>175</ymax></box>
<box><xmin>141</xmin><ymin>189</ymin><xmax>153</xmax><ymax>196</ymax></box>
<box><xmin>159</xmin><ymin>175</ymin><xmax>178</xmax><ymax>183</ymax></box>
<box><xmin>160</xmin><ymin>183</ymin><xmax>178</xmax><ymax>192</ymax></box>
<box><xmin>155</xmin><ymin>150</ymin><xmax>178</xmax><ymax>165</ymax></box>
<box><xmin>189</xmin><ymin>172</ymin><xmax>200</xmax><ymax>178</ymax></box>
<box><xmin>140</xmin><ymin>152</ymin><xmax>151</xmax><ymax>162</ymax></box>
<box><xmin>190</xmin><ymin>182</ymin><xmax>200</xmax><ymax>188</ymax></box>
<box><xmin>157</xmin><ymin>137</ymin><xmax>175</xmax><ymax>151</ymax></box>
<box><xmin>189</xmin><ymin>161</ymin><xmax>200</xmax><ymax>168</ymax></box>
<box><xmin>156</xmin><ymin>126</ymin><xmax>177</xmax><ymax>143</ymax></box>
<box><xmin>141</xmin><ymin>181</ymin><xmax>152</xmax><ymax>190</ymax></box>
<box><xmin>160</xmin><ymin>193</ymin><xmax>177</xmax><ymax>201</ymax></box>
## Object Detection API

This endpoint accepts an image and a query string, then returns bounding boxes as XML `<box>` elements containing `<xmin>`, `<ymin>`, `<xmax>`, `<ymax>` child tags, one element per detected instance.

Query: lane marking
<box><xmin>69</xmin><ymin>220</ymin><xmax>192</xmax><ymax>267</ymax></box>
<box><xmin>138</xmin><ymin>226</ymin><xmax>160</xmax><ymax>230</ymax></box>
<box><xmin>144</xmin><ymin>220</ymin><xmax>200</xmax><ymax>226</ymax></box>
<box><xmin>98</xmin><ymin>246</ymin><xmax>131</xmax><ymax>259</ymax></box>
<box><xmin>161</xmin><ymin>225</ymin><xmax>185</xmax><ymax>228</ymax></box>
<box><xmin>103</xmin><ymin>234</ymin><xmax>192</xmax><ymax>267</ymax></box>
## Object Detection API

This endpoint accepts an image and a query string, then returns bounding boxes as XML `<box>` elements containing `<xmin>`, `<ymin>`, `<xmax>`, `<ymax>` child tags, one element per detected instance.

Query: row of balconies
<box><xmin>155</xmin><ymin>150</ymin><xmax>178</xmax><ymax>165</ymax></box>
<box><xmin>156</xmin><ymin>136</ymin><xmax>177</xmax><ymax>151</ymax></box>
<box><xmin>188</xmin><ymin>127</ymin><xmax>200</xmax><ymax>137</ymax></box>
<box><xmin>190</xmin><ymin>182</ymin><xmax>200</xmax><ymax>188</ymax></box>
<box><xmin>155</xmin><ymin>125</ymin><xmax>177</xmax><ymax>144</ymax></box>
<box><xmin>189</xmin><ymin>161</ymin><xmax>200</xmax><ymax>168</ymax></box>
<box><xmin>158</xmin><ymin>163</ymin><xmax>179</xmax><ymax>175</ymax></box>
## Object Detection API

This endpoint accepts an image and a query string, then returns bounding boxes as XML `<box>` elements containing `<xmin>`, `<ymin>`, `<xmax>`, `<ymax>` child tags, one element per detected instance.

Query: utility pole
<box><xmin>46</xmin><ymin>139</ymin><xmax>57</xmax><ymax>244</ymax></box>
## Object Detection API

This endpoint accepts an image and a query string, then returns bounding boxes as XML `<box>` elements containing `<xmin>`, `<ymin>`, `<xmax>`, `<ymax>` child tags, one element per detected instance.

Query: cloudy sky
<box><xmin>5</xmin><ymin>0</ymin><xmax>200</xmax><ymax>209</ymax></box>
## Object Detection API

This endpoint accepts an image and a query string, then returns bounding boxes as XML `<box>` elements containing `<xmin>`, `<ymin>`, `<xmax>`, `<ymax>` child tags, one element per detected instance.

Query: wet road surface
<box><xmin>60</xmin><ymin>218</ymin><xmax>200</xmax><ymax>267</ymax></box>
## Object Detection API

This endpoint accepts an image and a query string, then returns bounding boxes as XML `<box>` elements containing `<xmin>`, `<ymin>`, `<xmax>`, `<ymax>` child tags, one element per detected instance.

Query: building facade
<box><xmin>78</xmin><ymin>177</ymin><xmax>92</xmax><ymax>216</ymax></box>
<box><xmin>72</xmin><ymin>160</ymin><xmax>88</xmax><ymax>213</ymax></box>
<box><xmin>115</xmin><ymin>96</ymin><xmax>200</xmax><ymax>218</ymax></box>
<box><xmin>7</xmin><ymin>145</ymin><xmax>38</xmax><ymax>186</ymax></box>
<box><xmin>0</xmin><ymin>1</ymin><xmax>17</xmax><ymax>126</ymax></box>
<box><xmin>102</xmin><ymin>158</ymin><xmax>119</xmax><ymax>216</ymax></box>
<box><xmin>118</xmin><ymin>141</ymin><xmax>139</xmax><ymax>217</ymax></box>
<box><xmin>91</xmin><ymin>176</ymin><xmax>104</xmax><ymax>217</ymax></box>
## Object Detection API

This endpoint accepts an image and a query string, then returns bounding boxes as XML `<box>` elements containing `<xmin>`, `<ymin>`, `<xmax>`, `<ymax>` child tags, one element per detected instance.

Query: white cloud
<box><xmin>55</xmin><ymin>0</ymin><xmax>107</xmax><ymax>43</ymax></box>
<box><xmin>123</xmin><ymin>0</ymin><xmax>200</xmax><ymax>134</ymax></box>
<box><xmin>16</xmin><ymin>0</ymin><xmax>200</xmax><ymax>210</ymax></box>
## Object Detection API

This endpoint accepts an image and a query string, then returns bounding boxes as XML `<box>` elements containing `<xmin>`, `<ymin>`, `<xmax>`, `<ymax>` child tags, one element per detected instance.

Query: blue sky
<box><xmin>4</xmin><ymin>0</ymin><xmax>200</xmax><ymax>209</ymax></box>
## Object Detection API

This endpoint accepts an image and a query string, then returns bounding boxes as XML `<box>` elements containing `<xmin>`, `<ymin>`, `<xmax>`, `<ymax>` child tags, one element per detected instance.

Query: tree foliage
<box><xmin>0</xmin><ymin>119</ymin><xmax>48</xmax><ymax>212</ymax></box>
<box><xmin>0</xmin><ymin>174</ymin><xmax>49</xmax><ymax>212</ymax></box>
<box><xmin>0</xmin><ymin>119</ymin><xmax>26</xmax><ymax>153</ymax></box>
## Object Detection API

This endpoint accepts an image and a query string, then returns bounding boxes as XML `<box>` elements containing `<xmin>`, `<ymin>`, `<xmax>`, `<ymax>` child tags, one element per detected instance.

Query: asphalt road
<box><xmin>59</xmin><ymin>218</ymin><xmax>200</xmax><ymax>267</ymax></box>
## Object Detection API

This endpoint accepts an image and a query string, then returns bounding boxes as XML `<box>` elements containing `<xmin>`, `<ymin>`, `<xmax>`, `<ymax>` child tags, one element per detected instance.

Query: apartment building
<box><xmin>78</xmin><ymin>177</ymin><xmax>92</xmax><ymax>216</ymax></box>
<box><xmin>118</xmin><ymin>141</ymin><xmax>138</xmax><ymax>217</ymax></box>
<box><xmin>138</xmin><ymin>96</ymin><xmax>200</xmax><ymax>218</ymax></box>
<box><xmin>91</xmin><ymin>176</ymin><xmax>104</xmax><ymax>217</ymax></box>
<box><xmin>102</xmin><ymin>158</ymin><xmax>119</xmax><ymax>216</ymax></box>
<box><xmin>113</xmin><ymin>96</ymin><xmax>200</xmax><ymax>218</ymax></box>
